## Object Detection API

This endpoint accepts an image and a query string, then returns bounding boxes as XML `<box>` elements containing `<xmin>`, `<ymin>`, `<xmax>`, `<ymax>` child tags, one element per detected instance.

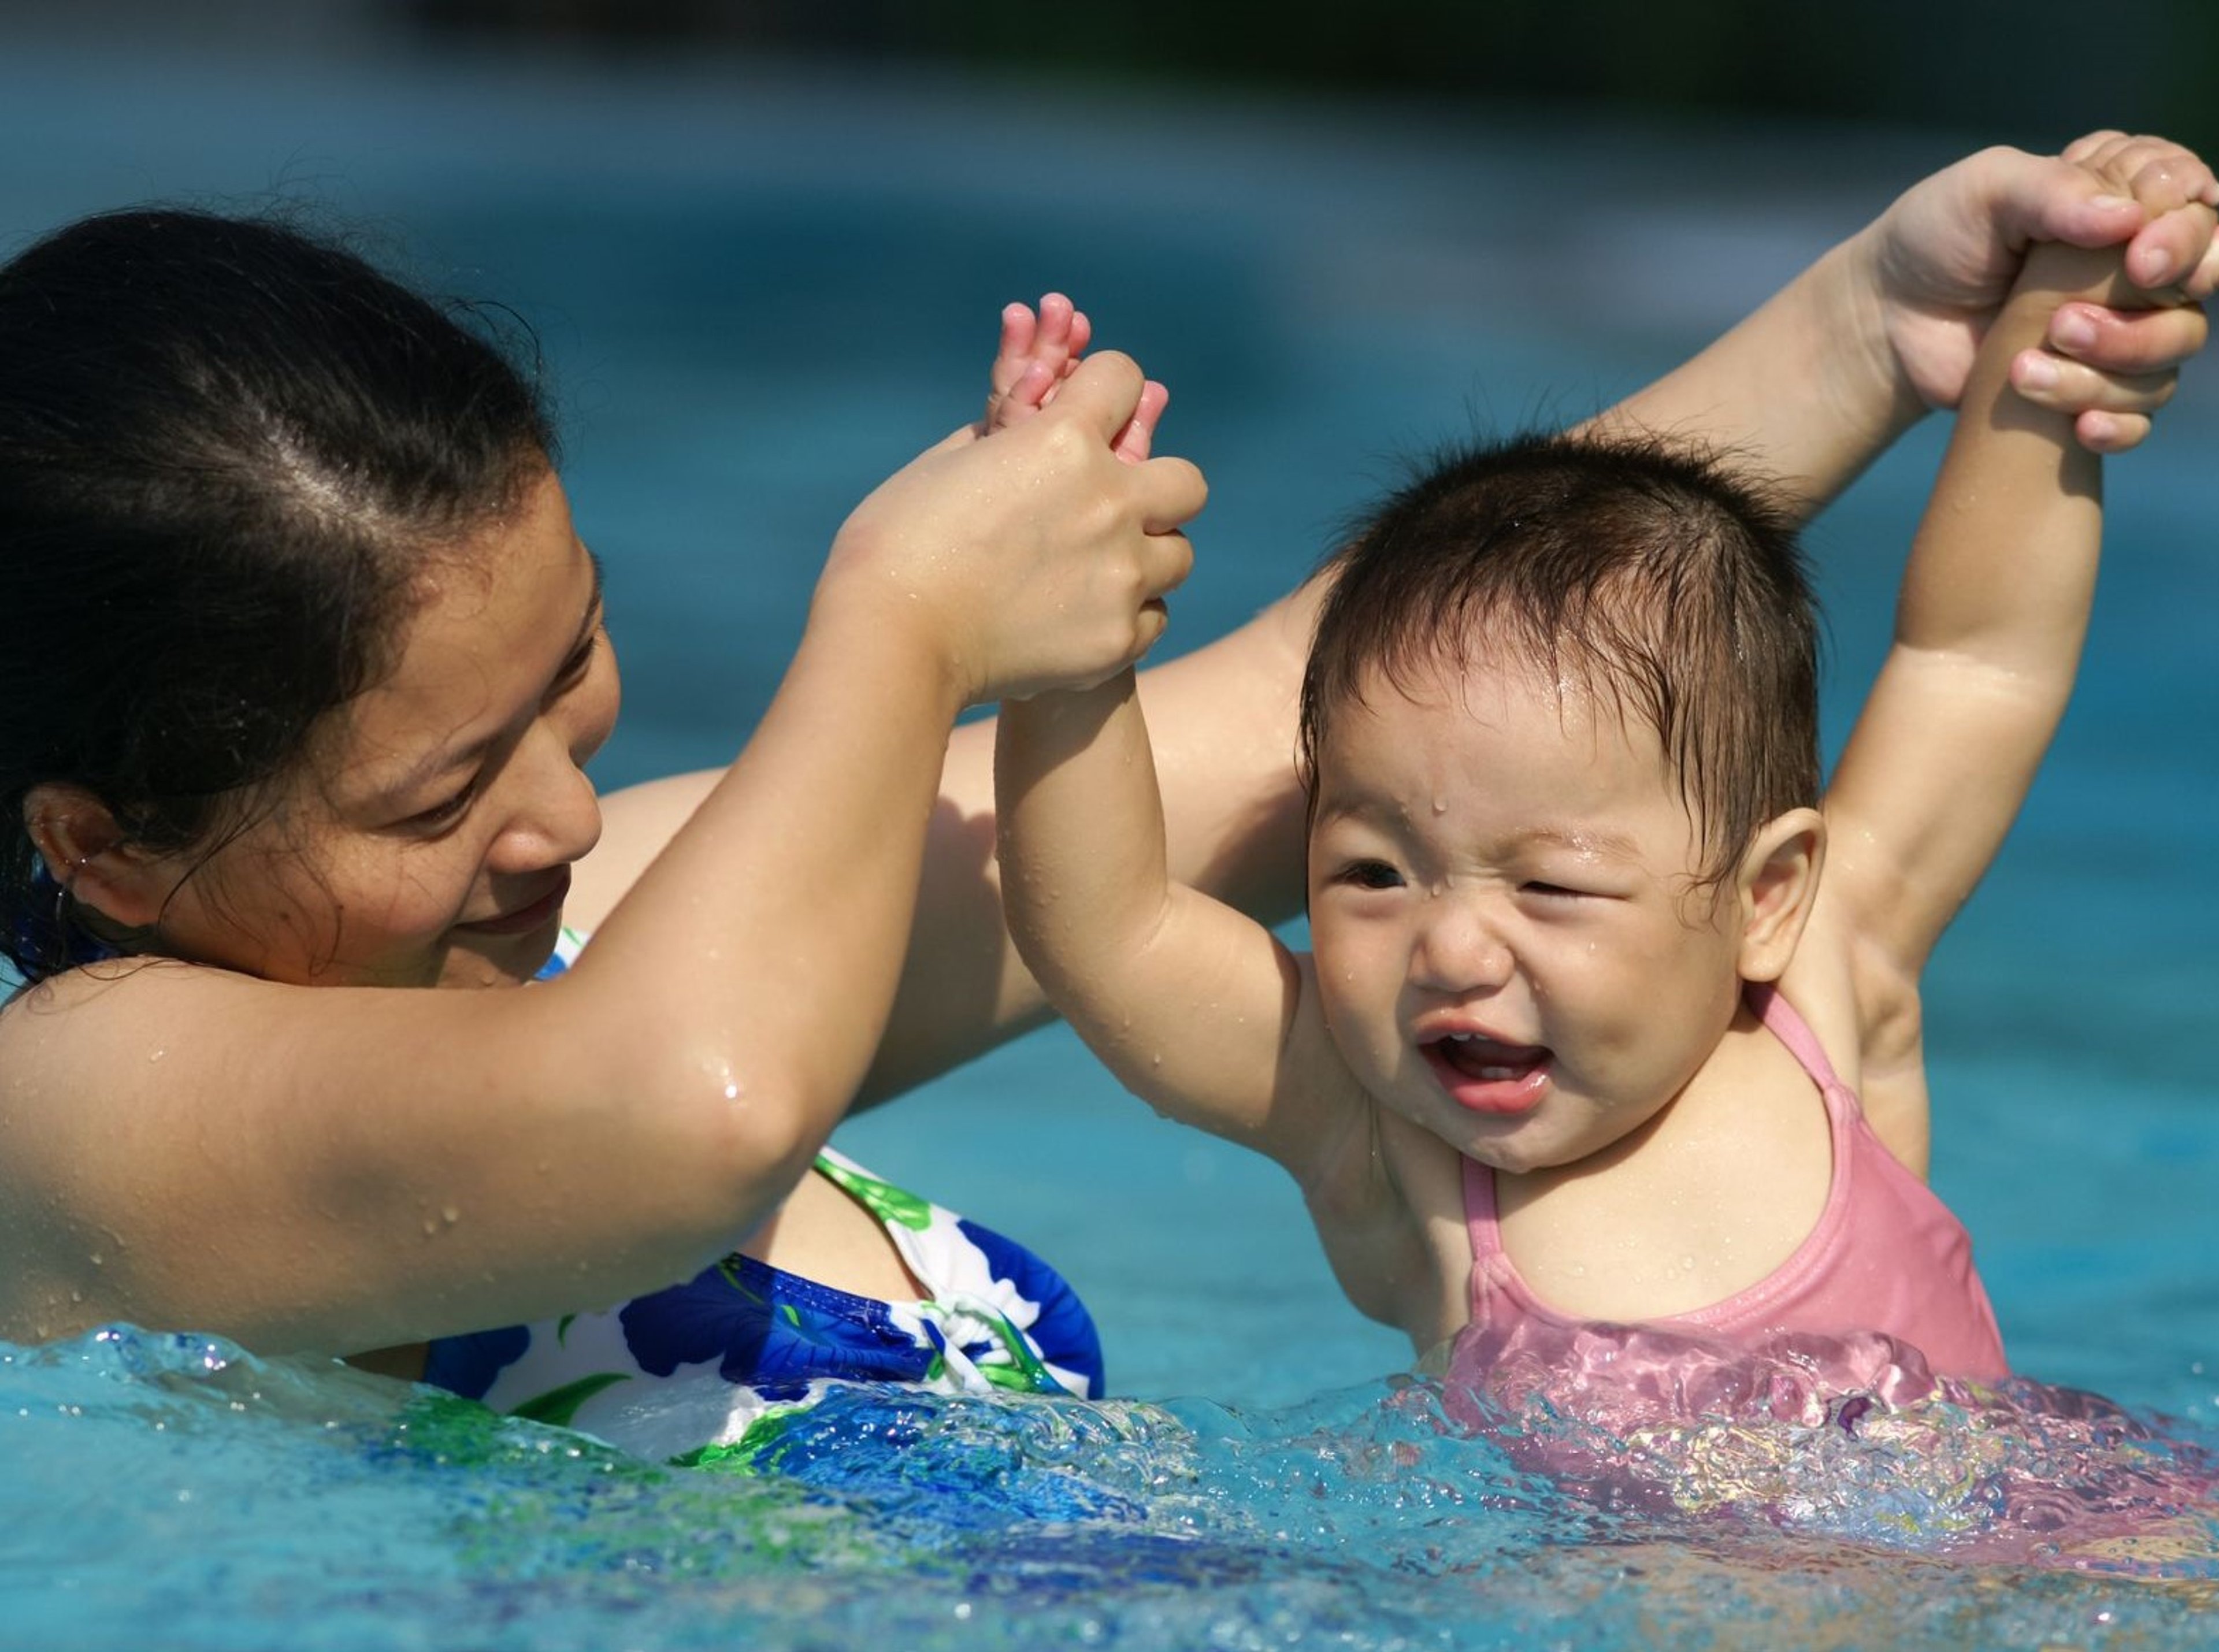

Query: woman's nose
<box><xmin>491</xmin><ymin>718</ymin><xmax>604</xmax><ymax>870</ymax></box>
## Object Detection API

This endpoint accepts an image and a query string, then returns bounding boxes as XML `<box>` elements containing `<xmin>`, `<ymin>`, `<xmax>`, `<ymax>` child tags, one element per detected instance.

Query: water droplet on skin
<box><xmin>723</xmin><ymin>1083</ymin><xmax>741</xmax><ymax>1102</ymax></box>
<box><xmin>440</xmin><ymin>1205</ymin><xmax>460</xmax><ymax>1225</ymax></box>
<box><xmin>421</xmin><ymin>1217</ymin><xmax>438</xmax><ymax>1237</ymax></box>
<box><xmin>1431</xmin><ymin>798</ymin><xmax>1448</xmax><ymax>815</ymax></box>
<box><xmin>147</xmin><ymin>1049</ymin><xmax>166</xmax><ymax>1063</ymax></box>
<box><xmin>1681</xmin><ymin>1255</ymin><xmax>1697</xmax><ymax>1273</ymax></box>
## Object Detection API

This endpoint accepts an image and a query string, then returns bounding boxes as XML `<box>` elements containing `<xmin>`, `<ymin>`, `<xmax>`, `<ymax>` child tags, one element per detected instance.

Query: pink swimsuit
<box><xmin>1455</xmin><ymin>985</ymin><xmax>2006</xmax><ymax>1416</ymax></box>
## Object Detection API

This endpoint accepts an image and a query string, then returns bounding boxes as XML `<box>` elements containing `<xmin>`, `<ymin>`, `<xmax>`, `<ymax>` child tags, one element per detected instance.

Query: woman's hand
<box><xmin>824</xmin><ymin>350</ymin><xmax>1203</xmax><ymax>707</ymax></box>
<box><xmin>1860</xmin><ymin>133</ymin><xmax>2219</xmax><ymax>452</ymax></box>
<box><xmin>984</xmin><ymin>292</ymin><xmax>1166</xmax><ymax>461</ymax></box>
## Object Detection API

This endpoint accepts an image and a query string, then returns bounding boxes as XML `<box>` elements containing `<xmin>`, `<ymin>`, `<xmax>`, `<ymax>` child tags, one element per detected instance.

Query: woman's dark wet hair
<box><xmin>0</xmin><ymin>207</ymin><xmax>557</xmax><ymax>981</ymax></box>
<box><xmin>1299</xmin><ymin>429</ymin><xmax>1821</xmax><ymax>889</ymax></box>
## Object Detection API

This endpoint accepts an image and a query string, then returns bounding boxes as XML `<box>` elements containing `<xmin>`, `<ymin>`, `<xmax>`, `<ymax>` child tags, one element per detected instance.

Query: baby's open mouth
<box><xmin>1431</xmin><ymin>1031</ymin><xmax>1549</xmax><ymax>1083</ymax></box>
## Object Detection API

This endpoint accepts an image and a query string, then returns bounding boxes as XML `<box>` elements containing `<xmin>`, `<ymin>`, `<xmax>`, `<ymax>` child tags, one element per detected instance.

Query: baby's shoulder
<box><xmin>1774</xmin><ymin>911</ymin><xmax>1932</xmax><ymax>1176</ymax></box>
<box><xmin>1302</xmin><ymin>1099</ymin><xmax>1472</xmax><ymax>1345</ymax></box>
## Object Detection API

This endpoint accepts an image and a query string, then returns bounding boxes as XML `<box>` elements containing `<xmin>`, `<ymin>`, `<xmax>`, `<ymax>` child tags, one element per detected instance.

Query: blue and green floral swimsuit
<box><xmin>419</xmin><ymin>930</ymin><xmax>1105</xmax><ymax>1464</ymax></box>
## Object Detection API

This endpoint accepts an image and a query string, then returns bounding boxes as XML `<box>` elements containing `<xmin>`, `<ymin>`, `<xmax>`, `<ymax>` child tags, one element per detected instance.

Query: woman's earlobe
<box><xmin>21</xmin><ymin>784</ymin><xmax>171</xmax><ymax>931</ymax></box>
<box><xmin>1736</xmin><ymin>808</ymin><xmax>1824</xmax><ymax>983</ymax></box>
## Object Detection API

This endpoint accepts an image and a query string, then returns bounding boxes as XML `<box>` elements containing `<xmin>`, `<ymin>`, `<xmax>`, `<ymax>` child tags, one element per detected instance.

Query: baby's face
<box><xmin>1305</xmin><ymin>658</ymin><xmax>1750</xmax><ymax>1175</ymax></box>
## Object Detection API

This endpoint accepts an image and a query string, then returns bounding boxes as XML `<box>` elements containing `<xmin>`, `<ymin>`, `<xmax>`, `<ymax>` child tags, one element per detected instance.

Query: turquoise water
<box><xmin>4</xmin><ymin>39</ymin><xmax>2218</xmax><ymax>1648</ymax></box>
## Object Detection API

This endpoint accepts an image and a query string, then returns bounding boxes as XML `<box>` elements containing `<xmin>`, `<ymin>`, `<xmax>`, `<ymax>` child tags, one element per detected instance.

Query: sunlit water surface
<box><xmin>3</xmin><ymin>39</ymin><xmax>2218</xmax><ymax>1651</ymax></box>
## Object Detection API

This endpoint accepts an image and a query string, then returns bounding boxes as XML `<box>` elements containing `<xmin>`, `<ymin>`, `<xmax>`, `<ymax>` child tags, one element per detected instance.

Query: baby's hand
<box><xmin>986</xmin><ymin>292</ymin><xmax>1168</xmax><ymax>463</ymax></box>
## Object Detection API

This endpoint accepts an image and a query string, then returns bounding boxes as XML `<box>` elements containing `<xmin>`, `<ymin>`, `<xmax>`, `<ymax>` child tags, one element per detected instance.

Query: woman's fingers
<box><xmin>2124</xmin><ymin>202</ymin><xmax>2219</xmax><ymax>292</ymax></box>
<box><xmin>2044</xmin><ymin>297</ymin><xmax>2207</xmax><ymax>376</ymax></box>
<box><xmin>2010</xmin><ymin>349</ymin><xmax>2177</xmax><ymax>414</ymax></box>
<box><xmin>2070</xmin><ymin>409</ymin><xmax>2154</xmax><ymax>454</ymax></box>
<box><xmin>1131</xmin><ymin>452</ymin><xmax>1208</xmax><ymax>537</ymax></box>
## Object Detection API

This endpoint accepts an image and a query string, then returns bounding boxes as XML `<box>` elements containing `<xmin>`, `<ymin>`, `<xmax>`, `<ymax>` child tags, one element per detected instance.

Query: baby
<box><xmin>987</xmin><ymin>226</ymin><xmax>2172</xmax><ymax>1389</ymax></box>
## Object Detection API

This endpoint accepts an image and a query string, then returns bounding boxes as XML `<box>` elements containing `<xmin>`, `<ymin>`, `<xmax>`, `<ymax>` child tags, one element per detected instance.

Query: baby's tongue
<box><xmin>1439</xmin><ymin>1036</ymin><xmax>1546</xmax><ymax>1081</ymax></box>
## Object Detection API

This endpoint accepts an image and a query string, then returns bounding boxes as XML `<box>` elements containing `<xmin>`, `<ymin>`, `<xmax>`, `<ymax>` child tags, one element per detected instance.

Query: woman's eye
<box><xmin>550</xmin><ymin>628</ymin><xmax>602</xmax><ymax>698</ymax></box>
<box><xmin>406</xmin><ymin>782</ymin><xmax>477</xmax><ymax>831</ymax></box>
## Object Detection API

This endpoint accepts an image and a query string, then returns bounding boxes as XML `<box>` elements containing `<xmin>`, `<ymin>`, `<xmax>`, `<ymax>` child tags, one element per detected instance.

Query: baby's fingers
<box><xmin>986</xmin><ymin>361</ymin><xmax>1057</xmax><ymax>433</ymax></box>
<box><xmin>2066</xmin><ymin>131</ymin><xmax>2219</xmax><ymax>213</ymax></box>
<box><xmin>990</xmin><ymin>302</ymin><xmax>1041</xmax><ymax>400</ymax></box>
<box><xmin>1113</xmin><ymin>380</ymin><xmax>1170</xmax><ymax>463</ymax></box>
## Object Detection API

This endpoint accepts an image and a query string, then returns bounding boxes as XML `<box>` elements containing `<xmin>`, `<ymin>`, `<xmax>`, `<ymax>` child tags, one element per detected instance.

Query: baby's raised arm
<box><xmin>995</xmin><ymin>672</ymin><xmax>1351</xmax><ymax>1179</ymax></box>
<box><xmin>987</xmin><ymin>298</ymin><xmax>1320</xmax><ymax>1162</ymax></box>
<box><xmin>1823</xmin><ymin>149</ymin><xmax>2212</xmax><ymax>983</ymax></box>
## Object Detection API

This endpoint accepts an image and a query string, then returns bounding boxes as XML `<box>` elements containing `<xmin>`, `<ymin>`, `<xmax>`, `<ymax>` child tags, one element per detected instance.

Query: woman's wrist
<box><xmin>1823</xmin><ymin>224</ymin><xmax>1939</xmax><ymax>455</ymax></box>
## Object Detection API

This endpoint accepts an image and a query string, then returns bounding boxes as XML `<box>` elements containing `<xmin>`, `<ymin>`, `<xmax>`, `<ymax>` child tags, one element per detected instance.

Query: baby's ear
<box><xmin>21</xmin><ymin>783</ymin><xmax>175</xmax><ymax>933</ymax></box>
<box><xmin>1733</xmin><ymin>807</ymin><xmax>1824</xmax><ymax>983</ymax></box>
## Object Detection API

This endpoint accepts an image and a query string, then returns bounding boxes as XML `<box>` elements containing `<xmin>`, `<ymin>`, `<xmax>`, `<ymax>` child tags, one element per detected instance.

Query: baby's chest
<box><xmin>1496</xmin><ymin>1081</ymin><xmax>1835</xmax><ymax>1323</ymax></box>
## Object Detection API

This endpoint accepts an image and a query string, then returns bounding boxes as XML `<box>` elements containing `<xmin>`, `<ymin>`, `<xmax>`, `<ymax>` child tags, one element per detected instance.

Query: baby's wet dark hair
<box><xmin>1298</xmin><ymin>429</ymin><xmax>1821</xmax><ymax>885</ymax></box>
<box><xmin>0</xmin><ymin>207</ymin><xmax>556</xmax><ymax>981</ymax></box>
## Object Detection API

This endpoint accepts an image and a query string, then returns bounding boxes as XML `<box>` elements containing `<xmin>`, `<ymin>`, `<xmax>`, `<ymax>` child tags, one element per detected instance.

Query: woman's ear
<box><xmin>21</xmin><ymin>783</ymin><xmax>173</xmax><ymax>932</ymax></box>
<box><xmin>1735</xmin><ymin>807</ymin><xmax>1824</xmax><ymax>983</ymax></box>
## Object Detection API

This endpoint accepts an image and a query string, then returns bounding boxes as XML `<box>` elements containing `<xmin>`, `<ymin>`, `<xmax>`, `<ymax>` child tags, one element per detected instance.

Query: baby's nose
<box><xmin>1408</xmin><ymin>894</ymin><xmax>1512</xmax><ymax>993</ymax></box>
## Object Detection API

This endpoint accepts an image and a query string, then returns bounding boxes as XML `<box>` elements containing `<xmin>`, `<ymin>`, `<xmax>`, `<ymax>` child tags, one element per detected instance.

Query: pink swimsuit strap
<box><xmin>1745</xmin><ymin>983</ymin><xmax>1843</xmax><ymax>1094</ymax></box>
<box><xmin>1462</xmin><ymin>984</ymin><xmax>1846</xmax><ymax>1251</ymax></box>
<box><xmin>1456</xmin><ymin>981</ymin><xmax>2009</xmax><ymax>1390</ymax></box>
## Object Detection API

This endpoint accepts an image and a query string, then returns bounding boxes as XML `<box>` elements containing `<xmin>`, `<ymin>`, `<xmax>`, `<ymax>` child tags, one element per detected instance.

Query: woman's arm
<box><xmin>1591</xmin><ymin>136</ymin><xmax>2217</xmax><ymax>514</ymax></box>
<box><xmin>582</xmin><ymin>138</ymin><xmax>2219</xmax><ymax>1113</ymax></box>
<box><xmin>0</xmin><ymin>355</ymin><xmax>1200</xmax><ymax>1354</ymax></box>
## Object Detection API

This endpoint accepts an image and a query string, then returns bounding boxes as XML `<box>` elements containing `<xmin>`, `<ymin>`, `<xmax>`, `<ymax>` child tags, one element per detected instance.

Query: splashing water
<box><xmin>6</xmin><ymin>1325</ymin><xmax>2219</xmax><ymax>1650</ymax></box>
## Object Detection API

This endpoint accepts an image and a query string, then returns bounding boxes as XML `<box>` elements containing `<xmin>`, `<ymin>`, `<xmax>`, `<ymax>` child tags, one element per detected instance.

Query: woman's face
<box><xmin>152</xmin><ymin>471</ymin><xmax>620</xmax><ymax>989</ymax></box>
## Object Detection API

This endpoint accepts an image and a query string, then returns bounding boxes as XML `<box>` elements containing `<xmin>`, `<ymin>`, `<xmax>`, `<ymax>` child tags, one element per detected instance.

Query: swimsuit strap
<box><xmin>1747</xmin><ymin>983</ymin><xmax>1843</xmax><ymax>1093</ymax></box>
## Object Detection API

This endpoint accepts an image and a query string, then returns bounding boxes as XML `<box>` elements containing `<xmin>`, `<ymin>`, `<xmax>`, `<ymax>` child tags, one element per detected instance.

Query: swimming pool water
<box><xmin>4</xmin><ymin>36</ymin><xmax>2218</xmax><ymax>1650</ymax></box>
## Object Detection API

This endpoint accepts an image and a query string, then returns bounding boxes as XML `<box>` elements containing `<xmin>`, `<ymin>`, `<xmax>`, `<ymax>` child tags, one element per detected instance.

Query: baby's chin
<box><xmin>1449</xmin><ymin>1135</ymin><xmax>1573</xmax><ymax>1178</ymax></box>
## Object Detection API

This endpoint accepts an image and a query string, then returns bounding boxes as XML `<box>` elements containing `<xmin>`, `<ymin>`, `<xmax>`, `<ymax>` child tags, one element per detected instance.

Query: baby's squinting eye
<box><xmin>1520</xmin><ymin>881</ymin><xmax>1587</xmax><ymax>900</ymax></box>
<box><xmin>1339</xmin><ymin>860</ymin><xmax>1405</xmax><ymax>891</ymax></box>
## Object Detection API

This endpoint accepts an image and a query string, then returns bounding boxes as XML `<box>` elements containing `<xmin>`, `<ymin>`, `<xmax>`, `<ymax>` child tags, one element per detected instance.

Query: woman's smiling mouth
<box><xmin>455</xmin><ymin>868</ymin><xmax>572</xmax><ymax>936</ymax></box>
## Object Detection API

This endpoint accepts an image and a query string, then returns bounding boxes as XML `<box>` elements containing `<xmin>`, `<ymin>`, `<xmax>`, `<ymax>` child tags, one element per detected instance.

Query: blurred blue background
<box><xmin>3</xmin><ymin>8</ymin><xmax>2216</xmax><ymax>1413</ymax></box>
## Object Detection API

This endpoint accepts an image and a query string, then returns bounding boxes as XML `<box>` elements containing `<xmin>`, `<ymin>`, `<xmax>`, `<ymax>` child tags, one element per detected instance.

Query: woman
<box><xmin>0</xmin><ymin>138</ymin><xmax>2209</xmax><ymax>1436</ymax></box>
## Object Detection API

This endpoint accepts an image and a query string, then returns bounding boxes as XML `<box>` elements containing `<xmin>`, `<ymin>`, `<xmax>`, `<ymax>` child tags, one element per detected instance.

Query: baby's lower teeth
<box><xmin>1479</xmin><ymin>1066</ymin><xmax>1515</xmax><ymax>1081</ymax></box>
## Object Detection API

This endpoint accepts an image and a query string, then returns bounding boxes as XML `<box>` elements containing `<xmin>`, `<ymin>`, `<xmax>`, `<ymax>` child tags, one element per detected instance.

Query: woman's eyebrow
<box><xmin>375</xmin><ymin>547</ymin><xmax>607</xmax><ymax>801</ymax></box>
